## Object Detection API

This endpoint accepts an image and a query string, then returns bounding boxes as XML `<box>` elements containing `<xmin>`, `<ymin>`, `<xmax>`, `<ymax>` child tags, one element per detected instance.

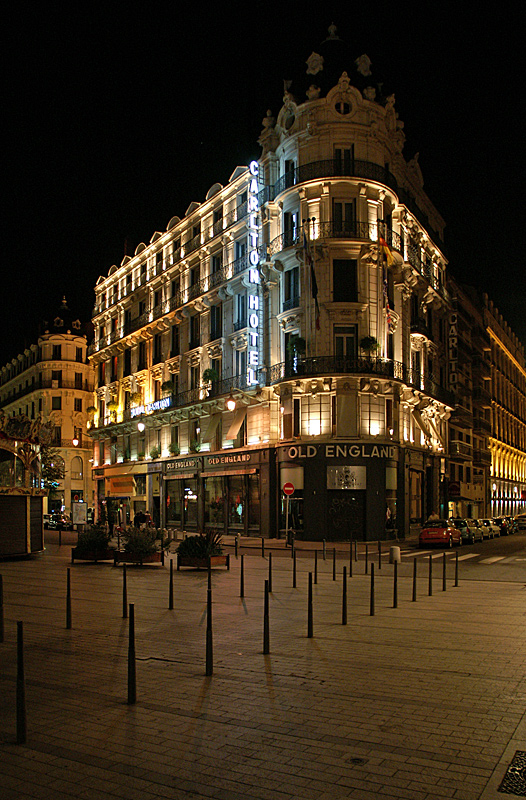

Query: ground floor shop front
<box><xmin>92</xmin><ymin>440</ymin><xmax>444</xmax><ymax>541</ymax></box>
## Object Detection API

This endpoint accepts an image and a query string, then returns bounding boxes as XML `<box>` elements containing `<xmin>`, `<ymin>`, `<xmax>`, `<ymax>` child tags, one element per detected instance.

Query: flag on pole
<box><xmin>379</xmin><ymin>236</ymin><xmax>394</xmax><ymax>266</ymax></box>
<box><xmin>303</xmin><ymin>231</ymin><xmax>320</xmax><ymax>330</ymax></box>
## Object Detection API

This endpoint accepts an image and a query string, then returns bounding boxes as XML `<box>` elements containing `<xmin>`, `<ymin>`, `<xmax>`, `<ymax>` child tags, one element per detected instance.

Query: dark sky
<box><xmin>3</xmin><ymin>3</ymin><xmax>525</xmax><ymax>366</ymax></box>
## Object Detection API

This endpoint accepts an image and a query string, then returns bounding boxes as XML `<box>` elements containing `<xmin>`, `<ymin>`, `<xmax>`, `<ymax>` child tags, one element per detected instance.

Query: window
<box><xmin>138</xmin><ymin>341</ymin><xmax>146</xmax><ymax>371</ymax></box>
<box><xmin>76</xmin><ymin>347</ymin><xmax>83</xmax><ymax>363</ymax></box>
<box><xmin>334</xmin><ymin>326</ymin><xmax>357</xmax><ymax>358</ymax></box>
<box><xmin>170</xmin><ymin>325</ymin><xmax>180</xmax><ymax>357</ymax></box>
<box><xmin>52</xmin><ymin>370</ymin><xmax>62</xmax><ymax>387</ymax></box>
<box><xmin>52</xmin><ymin>426</ymin><xmax>62</xmax><ymax>446</ymax></box>
<box><xmin>124</xmin><ymin>349</ymin><xmax>131</xmax><ymax>376</ymax></box>
<box><xmin>71</xmin><ymin>456</ymin><xmax>83</xmax><ymax>480</ymax></box>
<box><xmin>52</xmin><ymin>396</ymin><xmax>62</xmax><ymax>410</ymax></box>
<box><xmin>74</xmin><ymin>398</ymin><xmax>82</xmax><ymax>412</ymax></box>
<box><xmin>284</xmin><ymin>267</ymin><xmax>299</xmax><ymax>309</ymax></box>
<box><xmin>210</xmin><ymin>304</ymin><xmax>222</xmax><ymax>340</ymax></box>
<box><xmin>283</xmin><ymin>212</ymin><xmax>298</xmax><ymax>246</ymax></box>
<box><xmin>235</xmin><ymin>349</ymin><xmax>246</xmax><ymax>378</ymax></box>
<box><xmin>332</xmin><ymin>200</ymin><xmax>356</xmax><ymax>234</ymax></box>
<box><xmin>211</xmin><ymin>253</ymin><xmax>222</xmax><ymax>274</ymax></box>
<box><xmin>334</xmin><ymin>147</ymin><xmax>354</xmax><ymax>175</ymax></box>
<box><xmin>153</xmin><ymin>333</ymin><xmax>162</xmax><ymax>364</ymax></box>
<box><xmin>189</xmin><ymin>315</ymin><xmax>200</xmax><ymax>349</ymax></box>
<box><xmin>332</xmin><ymin>259</ymin><xmax>358</xmax><ymax>302</ymax></box>
<box><xmin>52</xmin><ymin>345</ymin><xmax>62</xmax><ymax>360</ymax></box>
<box><xmin>235</xmin><ymin>293</ymin><xmax>246</xmax><ymax>329</ymax></box>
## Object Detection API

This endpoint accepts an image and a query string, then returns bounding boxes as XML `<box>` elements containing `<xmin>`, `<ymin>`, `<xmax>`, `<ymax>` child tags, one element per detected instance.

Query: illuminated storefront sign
<box><xmin>286</xmin><ymin>444</ymin><xmax>397</xmax><ymax>459</ymax></box>
<box><xmin>247</xmin><ymin>160</ymin><xmax>260</xmax><ymax>386</ymax></box>
<box><xmin>130</xmin><ymin>397</ymin><xmax>171</xmax><ymax>418</ymax></box>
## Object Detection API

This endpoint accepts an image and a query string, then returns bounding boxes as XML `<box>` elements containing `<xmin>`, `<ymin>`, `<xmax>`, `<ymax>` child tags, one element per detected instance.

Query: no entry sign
<box><xmin>283</xmin><ymin>482</ymin><xmax>294</xmax><ymax>496</ymax></box>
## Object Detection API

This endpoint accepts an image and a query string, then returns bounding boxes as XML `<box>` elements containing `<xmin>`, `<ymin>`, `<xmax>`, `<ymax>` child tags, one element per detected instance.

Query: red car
<box><xmin>419</xmin><ymin>519</ymin><xmax>462</xmax><ymax>548</ymax></box>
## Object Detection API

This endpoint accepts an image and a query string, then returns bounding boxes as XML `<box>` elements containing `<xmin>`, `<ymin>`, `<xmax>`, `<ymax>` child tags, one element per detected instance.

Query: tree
<box><xmin>40</xmin><ymin>446</ymin><xmax>65</xmax><ymax>498</ymax></box>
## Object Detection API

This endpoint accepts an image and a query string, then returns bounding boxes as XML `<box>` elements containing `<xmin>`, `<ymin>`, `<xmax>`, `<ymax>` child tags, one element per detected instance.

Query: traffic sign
<box><xmin>283</xmin><ymin>482</ymin><xmax>294</xmax><ymax>496</ymax></box>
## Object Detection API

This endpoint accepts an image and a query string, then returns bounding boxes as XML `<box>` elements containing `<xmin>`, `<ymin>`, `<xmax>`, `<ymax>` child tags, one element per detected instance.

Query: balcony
<box><xmin>473</xmin><ymin>415</ymin><xmax>492</xmax><ymax>434</ymax></box>
<box><xmin>449</xmin><ymin>440</ymin><xmax>473</xmax><ymax>460</ymax></box>
<box><xmin>410</xmin><ymin>318</ymin><xmax>431</xmax><ymax>340</ymax></box>
<box><xmin>473</xmin><ymin>448</ymin><xmax>492</xmax><ymax>466</ymax></box>
<box><xmin>472</xmin><ymin>385</ymin><xmax>492</xmax><ymax>407</ymax></box>
<box><xmin>282</xmin><ymin>295</ymin><xmax>300</xmax><ymax>313</ymax></box>
<box><xmin>268</xmin><ymin>356</ymin><xmax>454</xmax><ymax>407</ymax></box>
<box><xmin>270</xmin><ymin>158</ymin><xmax>444</xmax><ymax>249</ymax></box>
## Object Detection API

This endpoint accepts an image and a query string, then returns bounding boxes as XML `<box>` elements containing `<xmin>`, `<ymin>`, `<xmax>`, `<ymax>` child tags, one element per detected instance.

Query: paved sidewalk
<box><xmin>1</xmin><ymin>542</ymin><xmax>526</xmax><ymax>799</ymax></box>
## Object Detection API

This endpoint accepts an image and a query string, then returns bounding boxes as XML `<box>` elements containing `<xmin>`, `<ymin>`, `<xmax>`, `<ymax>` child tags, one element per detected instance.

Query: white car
<box><xmin>480</xmin><ymin>519</ymin><xmax>500</xmax><ymax>539</ymax></box>
<box><xmin>515</xmin><ymin>513</ymin><xmax>526</xmax><ymax>532</ymax></box>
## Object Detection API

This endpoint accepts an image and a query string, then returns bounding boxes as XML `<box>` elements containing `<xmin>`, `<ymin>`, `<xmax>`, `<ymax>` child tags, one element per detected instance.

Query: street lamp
<box><xmin>137</xmin><ymin>421</ymin><xmax>145</xmax><ymax>432</ymax></box>
<box><xmin>226</xmin><ymin>393</ymin><xmax>236</xmax><ymax>412</ymax></box>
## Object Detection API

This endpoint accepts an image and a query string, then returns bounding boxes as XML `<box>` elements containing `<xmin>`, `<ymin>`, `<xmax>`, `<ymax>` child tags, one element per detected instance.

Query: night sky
<box><xmin>3</xmin><ymin>3</ymin><xmax>524</xmax><ymax>367</ymax></box>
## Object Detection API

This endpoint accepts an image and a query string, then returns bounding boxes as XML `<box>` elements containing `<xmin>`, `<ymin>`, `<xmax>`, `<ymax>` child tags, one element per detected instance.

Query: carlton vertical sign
<box><xmin>449</xmin><ymin>313</ymin><xmax>458</xmax><ymax>387</ymax></box>
<box><xmin>247</xmin><ymin>160</ymin><xmax>261</xmax><ymax>386</ymax></box>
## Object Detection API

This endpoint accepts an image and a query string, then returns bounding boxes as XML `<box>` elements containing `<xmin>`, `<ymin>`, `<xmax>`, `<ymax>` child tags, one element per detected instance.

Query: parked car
<box><xmin>419</xmin><ymin>519</ymin><xmax>461</xmax><ymax>548</ymax></box>
<box><xmin>514</xmin><ymin>513</ymin><xmax>526</xmax><ymax>532</ymax></box>
<box><xmin>494</xmin><ymin>516</ymin><xmax>509</xmax><ymax>535</ymax></box>
<box><xmin>43</xmin><ymin>514</ymin><xmax>51</xmax><ymax>529</ymax></box>
<box><xmin>505</xmin><ymin>516</ymin><xmax>518</xmax><ymax>534</ymax></box>
<box><xmin>466</xmin><ymin>519</ymin><xmax>484</xmax><ymax>542</ymax></box>
<box><xmin>480</xmin><ymin>519</ymin><xmax>500</xmax><ymax>538</ymax></box>
<box><xmin>47</xmin><ymin>513</ymin><xmax>73</xmax><ymax>531</ymax></box>
<box><xmin>449</xmin><ymin>518</ymin><xmax>481</xmax><ymax>545</ymax></box>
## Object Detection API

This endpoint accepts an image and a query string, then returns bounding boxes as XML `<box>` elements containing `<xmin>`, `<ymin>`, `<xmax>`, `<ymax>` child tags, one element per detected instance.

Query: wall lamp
<box><xmin>226</xmin><ymin>393</ymin><xmax>236</xmax><ymax>412</ymax></box>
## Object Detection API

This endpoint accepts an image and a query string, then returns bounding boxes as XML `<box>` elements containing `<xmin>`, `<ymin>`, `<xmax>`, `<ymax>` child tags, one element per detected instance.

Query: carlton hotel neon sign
<box><xmin>247</xmin><ymin>160</ymin><xmax>261</xmax><ymax>387</ymax></box>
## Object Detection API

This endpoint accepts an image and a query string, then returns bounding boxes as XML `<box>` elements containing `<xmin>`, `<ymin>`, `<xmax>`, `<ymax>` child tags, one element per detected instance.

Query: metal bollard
<box><xmin>365</xmin><ymin>543</ymin><xmax>369</xmax><ymax>574</ymax></box>
<box><xmin>261</xmin><ymin>537</ymin><xmax>265</xmax><ymax>558</ymax></box>
<box><xmin>370</xmin><ymin>563</ymin><xmax>375</xmax><ymax>616</ymax></box>
<box><xmin>307</xmin><ymin>572</ymin><xmax>313</xmax><ymax>638</ymax></box>
<box><xmin>342</xmin><ymin>566</ymin><xmax>347</xmax><ymax>625</ymax></box>
<box><xmin>235</xmin><ymin>536</ymin><xmax>238</xmax><ymax>558</ymax></box>
<box><xmin>168</xmin><ymin>559</ymin><xmax>174</xmax><ymax>610</ymax></box>
<box><xmin>205</xmin><ymin>588</ymin><xmax>213</xmax><ymax>676</ymax></box>
<box><xmin>442</xmin><ymin>552</ymin><xmax>447</xmax><ymax>591</ymax></box>
<box><xmin>314</xmin><ymin>550</ymin><xmax>318</xmax><ymax>584</ymax></box>
<box><xmin>263</xmin><ymin>580</ymin><xmax>270</xmax><ymax>654</ymax></box>
<box><xmin>240</xmin><ymin>554</ymin><xmax>244</xmax><ymax>598</ymax></box>
<box><xmin>455</xmin><ymin>550</ymin><xmax>459</xmax><ymax>587</ymax></box>
<box><xmin>428</xmin><ymin>554</ymin><xmax>433</xmax><ymax>596</ymax></box>
<box><xmin>127</xmin><ymin>604</ymin><xmax>136</xmax><ymax>705</ymax></box>
<box><xmin>268</xmin><ymin>552</ymin><xmax>272</xmax><ymax>593</ymax></box>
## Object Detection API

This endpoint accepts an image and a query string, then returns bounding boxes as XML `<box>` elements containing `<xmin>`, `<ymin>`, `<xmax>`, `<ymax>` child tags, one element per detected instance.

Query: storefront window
<box><xmin>205</xmin><ymin>476</ymin><xmax>225</xmax><ymax>527</ymax></box>
<box><xmin>228</xmin><ymin>476</ymin><xmax>245</xmax><ymax>529</ymax></box>
<box><xmin>183</xmin><ymin>480</ymin><xmax>198</xmax><ymax>528</ymax></box>
<box><xmin>248</xmin><ymin>474</ymin><xmax>260</xmax><ymax>529</ymax></box>
<box><xmin>166</xmin><ymin>479</ymin><xmax>182</xmax><ymax>526</ymax></box>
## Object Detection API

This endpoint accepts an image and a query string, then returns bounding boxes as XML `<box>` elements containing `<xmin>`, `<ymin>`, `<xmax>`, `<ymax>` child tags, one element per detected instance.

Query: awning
<box><xmin>107</xmin><ymin>476</ymin><xmax>135</xmax><ymax>495</ymax></box>
<box><xmin>202</xmin><ymin>414</ymin><xmax>221</xmax><ymax>443</ymax></box>
<box><xmin>226</xmin><ymin>408</ymin><xmax>247</xmax><ymax>440</ymax></box>
<box><xmin>164</xmin><ymin>472</ymin><xmax>197</xmax><ymax>481</ymax></box>
<box><xmin>203</xmin><ymin>468</ymin><xmax>257</xmax><ymax>478</ymax></box>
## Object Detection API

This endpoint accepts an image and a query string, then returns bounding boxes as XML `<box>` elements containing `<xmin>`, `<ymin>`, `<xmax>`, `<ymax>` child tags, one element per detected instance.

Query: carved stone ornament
<box><xmin>355</xmin><ymin>54</ymin><xmax>372</xmax><ymax>77</ymax></box>
<box><xmin>306</xmin><ymin>52</ymin><xmax>324</xmax><ymax>75</ymax></box>
<box><xmin>363</xmin><ymin>86</ymin><xmax>376</xmax><ymax>101</ymax></box>
<box><xmin>306</xmin><ymin>84</ymin><xmax>321</xmax><ymax>101</ymax></box>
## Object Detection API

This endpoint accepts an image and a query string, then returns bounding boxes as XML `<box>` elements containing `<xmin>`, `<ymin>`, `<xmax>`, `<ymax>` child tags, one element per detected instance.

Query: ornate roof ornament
<box><xmin>355</xmin><ymin>54</ymin><xmax>372</xmax><ymax>77</ymax></box>
<box><xmin>324</xmin><ymin>23</ymin><xmax>339</xmax><ymax>41</ymax></box>
<box><xmin>306</xmin><ymin>51</ymin><xmax>324</xmax><ymax>75</ymax></box>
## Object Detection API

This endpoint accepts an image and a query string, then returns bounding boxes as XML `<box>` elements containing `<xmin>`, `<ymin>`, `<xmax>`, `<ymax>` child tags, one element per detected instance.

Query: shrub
<box><xmin>177</xmin><ymin>530</ymin><xmax>223</xmax><ymax>558</ymax></box>
<box><xmin>75</xmin><ymin>525</ymin><xmax>112</xmax><ymax>555</ymax></box>
<box><xmin>121</xmin><ymin>527</ymin><xmax>160</xmax><ymax>558</ymax></box>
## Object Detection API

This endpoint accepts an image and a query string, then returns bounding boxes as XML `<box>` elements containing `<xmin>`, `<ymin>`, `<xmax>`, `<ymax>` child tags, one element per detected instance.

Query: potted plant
<box><xmin>169</xmin><ymin>442</ymin><xmax>180</xmax><ymax>456</ymax></box>
<box><xmin>130</xmin><ymin>391</ymin><xmax>142</xmax><ymax>405</ymax></box>
<box><xmin>86</xmin><ymin>405</ymin><xmax>97</xmax><ymax>416</ymax></box>
<box><xmin>114</xmin><ymin>526</ymin><xmax>165</xmax><ymax>566</ymax></box>
<box><xmin>71</xmin><ymin>525</ymin><xmax>115</xmax><ymax>563</ymax></box>
<box><xmin>287</xmin><ymin>335</ymin><xmax>307</xmax><ymax>358</ymax></box>
<box><xmin>202</xmin><ymin>367</ymin><xmax>219</xmax><ymax>383</ymax></box>
<box><xmin>161</xmin><ymin>380</ymin><xmax>174</xmax><ymax>394</ymax></box>
<box><xmin>177</xmin><ymin>529</ymin><xmax>230</xmax><ymax>570</ymax></box>
<box><xmin>359</xmin><ymin>335</ymin><xmax>380</xmax><ymax>356</ymax></box>
<box><xmin>150</xmin><ymin>445</ymin><xmax>160</xmax><ymax>459</ymax></box>
<box><xmin>137</xmin><ymin>451</ymin><xmax>145</xmax><ymax>460</ymax></box>
<box><xmin>189</xmin><ymin>439</ymin><xmax>201</xmax><ymax>453</ymax></box>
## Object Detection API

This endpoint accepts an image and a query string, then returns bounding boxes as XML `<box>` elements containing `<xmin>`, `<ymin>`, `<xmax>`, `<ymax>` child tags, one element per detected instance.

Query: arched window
<box><xmin>71</xmin><ymin>456</ymin><xmax>83</xmax><ymax>480</ymax></box>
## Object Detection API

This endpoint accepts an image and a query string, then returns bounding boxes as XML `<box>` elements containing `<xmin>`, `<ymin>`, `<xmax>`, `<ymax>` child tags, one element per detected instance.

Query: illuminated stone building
<box><xmin>88</xmin><ymin>27</ymin><xmax>455</xmax><ymax>539</ymax></box>
<box><xmin>0</xmin><ymin>298</ymin><xmax>94</xmax><ymax>516</ymax></box>
<box><xmin>484</xmin><ymin>296</ymin><xmax>526</xmax><ymax>516</ymax></box>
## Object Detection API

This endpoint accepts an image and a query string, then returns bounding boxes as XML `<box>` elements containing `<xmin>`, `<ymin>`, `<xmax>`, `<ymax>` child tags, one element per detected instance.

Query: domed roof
<box><xmin>40</xmin><ymin>296</ymin><xmax>87</xmax><ymax>337</ymax></box>
<box><xmin>283</xmin><ymin>24</ymin><xmax>390</xmax><ymax>108</ymax></box>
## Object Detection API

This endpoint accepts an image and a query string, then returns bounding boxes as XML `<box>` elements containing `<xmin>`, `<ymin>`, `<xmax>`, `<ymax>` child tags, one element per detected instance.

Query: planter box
<box><xmin>177</xmin><ymin>554</ymin><xmax>230</xmax><ymax>570</ymax></box>
<box><xmin>71</xmin><ymin>547</ymin><xmax>115</xmax><ymax>564</ymax></box>
<box><xmin>113</xmin><ymin>551</ymin><xmax>165</xmax><ymax>566</ymax></box>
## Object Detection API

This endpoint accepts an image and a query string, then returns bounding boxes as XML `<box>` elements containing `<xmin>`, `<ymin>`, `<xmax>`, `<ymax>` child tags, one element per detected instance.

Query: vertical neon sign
<box><xmin>247</xmin><ymin>160</ymin><xmax>260</xmax><ymax>386</ymax></box>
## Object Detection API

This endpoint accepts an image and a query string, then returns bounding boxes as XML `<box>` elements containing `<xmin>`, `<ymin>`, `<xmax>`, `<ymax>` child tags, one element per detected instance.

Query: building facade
<box><xmin>88</xmin><ymin>31</ymin><xmax>458</xmax><ymax>540</ymax></box>
<box><xmin>0</xmin><ymin>298</ymin><xmax>94</xmax><ymax>516</ymax></box>
<box><xmin>484</xmin><ymin>295</ymin><xmax>526</xmax><ymax>516</ymax></box>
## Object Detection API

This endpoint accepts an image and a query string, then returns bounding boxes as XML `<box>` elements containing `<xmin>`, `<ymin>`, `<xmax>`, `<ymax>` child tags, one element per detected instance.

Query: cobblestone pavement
<box><xmin>1</xmin><ymin>543</ymin><xmax>526</xmax><ymax>799</ymax></box>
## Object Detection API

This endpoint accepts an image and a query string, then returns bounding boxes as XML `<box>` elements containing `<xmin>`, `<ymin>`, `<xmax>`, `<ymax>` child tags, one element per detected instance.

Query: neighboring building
<box><xmin>484</xmin><ymin>295</ymin><xmax>526</xmax><ymax>516</ymax></box>
<box><xmin>88</xmin><ymin>28</ymin><xmax>455</xmax><ymax>539</ymax></box>
<box><xmin>446</xmin><ymin>280</ymin><xmax>492</xmax><ymax>518</ymax></box>
<box><xmin>0</xmin><ymin>298</ymin><xmax>94</xmax><ymax>516</ymax></box>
